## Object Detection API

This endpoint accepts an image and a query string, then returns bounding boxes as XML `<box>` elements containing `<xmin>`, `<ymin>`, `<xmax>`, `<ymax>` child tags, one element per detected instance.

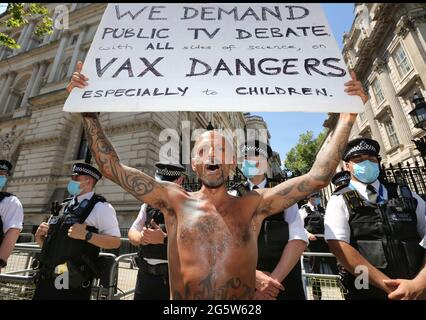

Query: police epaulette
<box><xmin>0</xmin><ymin>192</ymin><xmax>14</xmax><ymax>202</ymax></box>
<box><xmin>94</xmin><ymin>194</ymin><xmax>107</xmax><ymax>203</ymax></box>
<box><xmin>343</xmin><ymin>190</ymin><xmax>365</xmax><ymax>210</ymax></box>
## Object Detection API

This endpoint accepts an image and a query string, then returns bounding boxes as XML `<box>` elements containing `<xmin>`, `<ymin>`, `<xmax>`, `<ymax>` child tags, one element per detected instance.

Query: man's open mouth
<box><xmin>205</xmin><ymin>164</ymin><xmax>220</xmax><ymax>173</ymax></box>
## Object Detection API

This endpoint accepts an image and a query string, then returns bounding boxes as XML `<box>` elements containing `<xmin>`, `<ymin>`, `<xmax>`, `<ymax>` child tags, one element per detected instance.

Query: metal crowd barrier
<box><xmin>2</xmin><ymin>242</ymin><xmax>347</xmax><ymax>300</ymax></box>
<box><xmin>0</xmin><ymin>241</ymin><xmax>139</xmax><ymax>300</ymax></box>
<box><xmin>301</xmin><ymin>252</ymin><xmax>347</xmax><ymax>300</ymax></box>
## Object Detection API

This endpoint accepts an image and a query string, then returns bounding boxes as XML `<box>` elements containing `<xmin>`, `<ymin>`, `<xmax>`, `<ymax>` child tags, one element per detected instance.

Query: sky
<box><xmin>256</xmin><ymin>3</ymin><xmax>355</xmax><ymax>166</ymax></box>
<box><xmin>0</xmin><ymin>3</ymin><xmax>356</xmax><ymax>164</ymax></box>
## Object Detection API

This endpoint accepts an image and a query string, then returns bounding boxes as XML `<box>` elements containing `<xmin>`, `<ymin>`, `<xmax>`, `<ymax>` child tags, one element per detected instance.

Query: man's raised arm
<box><xmin>257</xmin><ymin>72</ymin><xmax>367</xmax><ymax>216</ymax></box>
<box><xmin>67</xmin><ymin>62</ymin><xmax>169</xmax><ymax>209</ymax></box>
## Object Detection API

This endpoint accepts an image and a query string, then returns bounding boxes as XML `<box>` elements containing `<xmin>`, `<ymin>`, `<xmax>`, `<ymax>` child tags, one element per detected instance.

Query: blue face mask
<box><xmin>67</xmin><ymin>180</ymin><xmax>82</xmax><ymax>196</ymax></box>
<box><xmin>0</xmin><ymin>176</ymin><xmax>7</xmax><ymax>188</ymax></box>
<box><xmin>313</xmin><ymin>198</ymin><xmax>321</xmax><ymax>206</ymax></box>
<box><xmin>242</xmin><ymin>160</ymin><xmax>259</xmax><ymax>179</ymax></box>
<box><xmin>353</xmin><ymin>160</ymin><xmax>380</xmax><ymax>184</ymax></box>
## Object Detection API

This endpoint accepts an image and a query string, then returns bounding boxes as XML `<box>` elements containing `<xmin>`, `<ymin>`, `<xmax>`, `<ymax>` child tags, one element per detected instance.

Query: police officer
<box><xmin>299</xmin><ymin>192</ymin><xmax>338</xmax><ymax>300</ymax></box>
<box><xmin>33</xmin><ymin>163</ymin><xmax>121</xmax><ymax>300</ymax></box>
<box><xmin>128</xmin><ymin>162</ymin><xmax>186</xmax><ymax>300</ymax></box>
<box><xmin>325</xmin><ymin>138</ymin><xmax>426</xmax><ymax>300</ymax></box>
<box><xmin>331</xmin><ymin>170</ymin><xmax>351</xmax><ymax>194</ymax></box>
<box><xmin>0</xmin><ymin>160</ymin><xmax>23</xmax><ymax>272</ymax></box>
<box><xmin>230</xmin><ymin>139</ymin><xmax>308</xmax><ymax>300</ymax></box>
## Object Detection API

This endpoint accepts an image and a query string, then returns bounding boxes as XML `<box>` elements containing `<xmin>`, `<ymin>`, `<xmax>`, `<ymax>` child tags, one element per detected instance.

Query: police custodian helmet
<box><xmin>0</xmin><ymin>160</ymin><xmax>12</xmax><ymax>174</ymax></box>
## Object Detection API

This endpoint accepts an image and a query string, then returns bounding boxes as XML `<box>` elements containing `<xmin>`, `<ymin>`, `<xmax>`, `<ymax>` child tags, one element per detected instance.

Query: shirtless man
<box><xmin>67</xmin><ymin>61</ymin><xmax>367</xmax><ymax>299</ymax></box>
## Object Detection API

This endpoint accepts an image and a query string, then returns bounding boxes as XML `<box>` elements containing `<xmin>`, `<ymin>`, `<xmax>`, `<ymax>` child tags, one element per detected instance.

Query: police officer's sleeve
<box><xmin>88</xmin><ymin>202</ymin><xmax>121</xmax><ymax>237</ymax></box>
<box><xmin>324</xmin><ymin>195</ymin><xmax>351</xmax><ymax>243</ymax></box>
<box><xmin>0</xmin><ymin>196</ymin><xmax>24</xmax><ymax>233</ymax></box>
<box><xmin>284</xmin><ymin>204</ymin><xmax>308</xmax><ymax>243</ymax></box>
<box><xmin>228</xmin><ymin>190</ymin><xmax>238</xmax><ymax>196</ymax></box>
<box><xmin>130</xmin><ymin>203</ymin><xmax>148</xmax><ymax>232</ymax></box>
<box><xmin>298</xmin><ymin>206</ymin><xmax>308</xmax><ymax>221</ymax></box>
<box><xmin>411</xmin><ymin>192</ymin><xmax>426</xmax><ymax>240</ymax></box>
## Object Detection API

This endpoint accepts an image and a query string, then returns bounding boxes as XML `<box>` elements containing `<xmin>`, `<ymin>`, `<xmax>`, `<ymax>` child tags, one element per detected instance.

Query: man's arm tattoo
<box><xmin>306</xmin><ymin>118</ymin><xmax>354</xmax><ymax>187</ymax></box>
<box><xmin>82</xmin><ymin>116</ymin><xmax>156</xmax><ymax>199</ymax></box>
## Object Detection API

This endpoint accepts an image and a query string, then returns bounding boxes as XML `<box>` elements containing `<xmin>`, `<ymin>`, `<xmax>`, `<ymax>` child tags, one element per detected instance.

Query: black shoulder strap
<box><xmin>342</xmin><ymin>189</ymin><xmax>366</xmax><ymax>211</ymax></box>
<box><xmin>302</xmin><ymin>204</ymin><xmax>313</xmax><ymax>215</ymax></box>
<box><xmin>0</xmin><ymin>192</ymin><xmax>14</xmax><ymax>202</ymax></box>
<box><xmin>385</xmin><ymin>182</ymin><xmax>398</xmax><ymax>199</ymax></box>
<box><xmin>77</xmin><ymin>193</ymin><xmax>107</xmax><ymax>224</ymax></box>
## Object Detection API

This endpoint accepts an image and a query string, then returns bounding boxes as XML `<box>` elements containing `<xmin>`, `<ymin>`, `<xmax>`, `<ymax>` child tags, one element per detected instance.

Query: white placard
<box><xmin>64</xmin><ymin>3</ymin><xmax>364</xmax><ymax>113</ymax></box>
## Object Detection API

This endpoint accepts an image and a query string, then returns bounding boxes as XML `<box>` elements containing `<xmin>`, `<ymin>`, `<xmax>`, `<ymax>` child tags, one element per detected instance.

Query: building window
<box><xmin>15</xmin><ymin>93</ymin><xmax>24</xmax><ymax>110</ymax></box>
<box><xmin>372</xmin><ymin>78</ymin><xmax>385</xmax><ymax>104</ymax></box>
<box><xmin>393</xmin><ymin>45</ymin><xmax>412</xmax><ymax>77</ymax></box>
<box><xmin>76</xmin><ymin>131</ymin><xmax>90</xmax><ymax>161</ymax></box>
<box><xmin>384</xmin><ymin>119</ymin><xmax>399</xmax><ymax>148</ymax></box>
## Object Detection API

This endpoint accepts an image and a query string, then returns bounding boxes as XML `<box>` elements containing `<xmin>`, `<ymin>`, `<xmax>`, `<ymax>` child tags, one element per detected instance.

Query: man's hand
<box><xmin>35</xmin><ymin>222</ymin><xmax>49</xmax><ymax>243</ymax></box>
<box><xmin>308</xmin><ymin>232</ymin><xmax>317</xmax><ymax>241</ymax></box>
<box><xmin>344</xmin><ymin>70</ymin><xmax>368</xmax><ymax>105</ymax></box>
<box><xmin>66</xmin><ymin>61</ymin><xmax>88</xmax><ymax>93</ymax></box>
<box><xmin>68</xmin><ymin>223</ymin><xmax>88</xmax><ymax>240</ymax></box>
<box><xmin>384</xmin><ymin>279</ymin><xmax>426</xmax><ymax>300</ymax></box>
<box><xmin>255</xmin><ymin>270</ymin><xmax>284</xmax><ymax>299</ymax></box>
<box><xmin>140</xmin><ymin>220</ymin><xmax>166</xmax><ymax>245</ymax></box>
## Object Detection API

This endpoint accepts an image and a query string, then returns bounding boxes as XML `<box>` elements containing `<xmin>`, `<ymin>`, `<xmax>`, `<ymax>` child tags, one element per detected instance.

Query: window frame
<box><xmin>393</xmin><ymin>44</ymin><xmax>413</xmax><ymax>78</ymax></box>
<box><xmin>371</xmin><ymin>78</ymin><xmax>385</xmax><ymax>105</ymax></box>
<box><xmin>384</xmin><ymin>119</ymin><xmax>400</xmax><ymax>148</ymax></box>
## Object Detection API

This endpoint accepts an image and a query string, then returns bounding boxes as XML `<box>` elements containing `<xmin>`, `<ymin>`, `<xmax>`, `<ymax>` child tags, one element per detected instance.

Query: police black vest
<box><xmin>302</xmin><ymin>204</ymin><xmax>325</xmax><ymax>234</ymax></box>
<box><xmin>234</xmin><ymin>180</ymin><xmax>289</xmax><ymax>270</ymax></box>
<box><xmin>341</xmin><ymin>183</ymin><xmax>425</xmax><ymax>280</ymax></box>
<box><xmin>0</xmin><ymin>192</ymin><xmax>13</xmax><ymax>246</ymax></box>
<box><xmin>137</xmin><ymin>205</ymin><xmax>167</xmax><ymax>261</ymax></box>
<box><xmin>39</xmin><ymin>194</ymin><xmax>106</xmax><ymax>272</ymax></box>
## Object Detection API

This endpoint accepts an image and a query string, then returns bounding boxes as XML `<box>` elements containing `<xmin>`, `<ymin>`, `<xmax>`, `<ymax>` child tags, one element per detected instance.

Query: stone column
<box><xmin>21</xmin><ymin>21</ymin><xmax>36</xmax><ymax>52</ymax></box>
<box><xmin>48</xmin><ymin>18</ymin><xmax>62</xmax><ymax>43</ymax></box>
<box><xmin>363</xmin><ymin>98</ymin><xmax>386</xmax><ymax>155</ymax></box>
<box><xmin>373</xmin><ymin>58</ymin><xmax>413</xmax><ymax>145</ymax></box>
<box><xmin>67</xmin><ymin>25</ymin><xmax>88</xmax><ymax>77</ymax></box>
<box><xmin>19</xmin><ymin>63</ymin><xmax>40</xmax><ymax>108</ymax></box>
<box><xmin>0</xmin><ymin>72</ymin><xmax>17</xmax><ymax>113</ymax></box>
<box><xmin>13</xmin><ymin>24</ymin><xmax>29</xmax><ymax>55</ymax></box>
<box><xmin>30</xmin><ymin>61</ymin><xmax>48</xmax><ymax>97</ymax></box>
<box><xmin>47</xmin><ymin>30</ymin><xmax>70</xmax><ymax>83</ymax></box>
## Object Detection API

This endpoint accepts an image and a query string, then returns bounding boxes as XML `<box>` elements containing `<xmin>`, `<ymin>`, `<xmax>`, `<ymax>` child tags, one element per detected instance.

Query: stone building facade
<box><xmin>0</xmin><ymin>3</ymin><xmax>267</xmax><ymax>228</ymax></box>
<box><xmin>321</xmin><ymin>3</ymin><xmax>426</xmax><ymax>167</ymax></box>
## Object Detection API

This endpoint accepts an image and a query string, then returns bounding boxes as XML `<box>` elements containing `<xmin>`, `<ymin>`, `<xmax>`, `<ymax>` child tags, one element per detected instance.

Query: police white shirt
<box><xmin>299</xmin><ymin>203</ymin><xmax>324</xmax><ymax>237</ymax></box>
<box><xmin>0</xmin><ymin>195</ymin><xmax>23</xmax><ymax>234</ymax></box>
<box><xmin>299</xmin><ymin>202</ymin><xmax>321</xmax><ymax>220</ymax></box>
<box><xmin>246</xmin><ymin>178</ymin><xmax>308</xmax><ymax>243</ymax></box>
<box><xmin>130</xmin><ymin>203</ymin><xmax>167</xmax><ymax>265</ymax></box>
<box><xmin>324</xmin><ymin>179</ymin><xmax>426</xmax><ymax>249</ymax></box>
<box><xmin>71</xmin><ymin>192</ymin><xmax>121</xmax><ymax>237</ymax></box>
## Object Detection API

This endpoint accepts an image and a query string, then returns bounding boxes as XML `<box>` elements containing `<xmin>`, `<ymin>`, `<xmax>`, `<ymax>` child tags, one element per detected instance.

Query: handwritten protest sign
<box><xmin>64</xmin><ymin>3</ymin><xmax>364</xmax><ymax>113</ymax></box>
